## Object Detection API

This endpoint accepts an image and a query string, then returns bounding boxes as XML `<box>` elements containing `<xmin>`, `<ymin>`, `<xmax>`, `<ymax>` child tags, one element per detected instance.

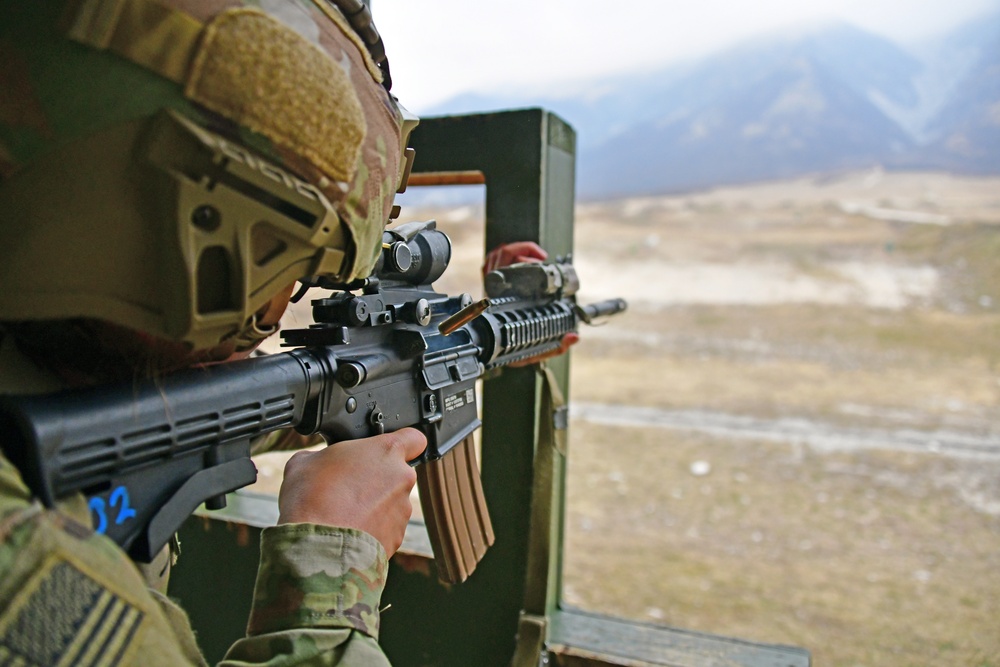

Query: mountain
<box><xmin>911</xmin><ymin>14</ymin><xmax>1000</xmax><ymax>171</ymax></box>
<box><xmin>576</xmin><ymin>23</ymin><xmax>922</xmax><ymax>197</ymax></box>
<box><xmin>422</xmin><ymin>13</ymin><xmax>1000</xmax><ymax>199</ymax></box>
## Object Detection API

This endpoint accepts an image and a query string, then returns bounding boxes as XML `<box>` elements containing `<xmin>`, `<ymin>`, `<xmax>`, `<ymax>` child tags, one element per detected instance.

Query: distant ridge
<box><xmin>422</xmin><ymin>12</ymin><xmax>1000</xmax><ymax>199</ymax></box>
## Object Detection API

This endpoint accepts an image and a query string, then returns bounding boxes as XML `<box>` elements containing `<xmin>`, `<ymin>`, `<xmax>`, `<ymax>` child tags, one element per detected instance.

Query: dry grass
<box><xmin>570</xmin><ymin>305</ymin><xmax>1000</xmax><ymax>428</ymax></box>
<box><xmin>563</xmin><ymin>425</ymin><xmax>1000</xmax><ymax>666</ymax></box>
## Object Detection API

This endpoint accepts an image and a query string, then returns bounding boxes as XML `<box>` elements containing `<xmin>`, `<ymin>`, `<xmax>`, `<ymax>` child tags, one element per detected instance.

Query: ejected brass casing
<box><xmin>438</xmin><ymin>298</ymin><xmax>491</xmax><ymax>335</ymax></box>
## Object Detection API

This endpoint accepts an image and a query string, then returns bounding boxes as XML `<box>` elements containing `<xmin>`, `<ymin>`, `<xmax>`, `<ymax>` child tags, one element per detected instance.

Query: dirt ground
<box><xmin>403</xmin><ymin>170</ymin><xmax>1000</xmax><ymax>666</ymax></box>
<box><xmin>254</xmin><ymin>169</ymin><xmax>1000</xmax><ymax>666</ymax></box>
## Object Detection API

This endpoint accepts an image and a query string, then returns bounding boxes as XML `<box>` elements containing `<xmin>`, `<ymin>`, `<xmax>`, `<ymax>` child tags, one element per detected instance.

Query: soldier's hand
<box><xmin>276</xmin><ymin>428</ymin><xmax>427</xmax><ymax>556</ymax></box>
<box><xmin>482</xmin><ymin>241</ymin><xmax>548</xmax><ymax>275</ymax></box>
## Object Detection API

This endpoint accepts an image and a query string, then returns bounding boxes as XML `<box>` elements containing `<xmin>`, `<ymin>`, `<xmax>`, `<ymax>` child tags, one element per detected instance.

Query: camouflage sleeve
<box><xmin>220</xmin><ymin>524</ymin><xmax>390</xmax><ymax>666</ymax></box>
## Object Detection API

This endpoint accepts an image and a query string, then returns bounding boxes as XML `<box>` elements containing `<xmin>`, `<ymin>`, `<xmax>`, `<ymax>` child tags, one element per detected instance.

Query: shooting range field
<box><xmin>427</xmin><ymin>170</ymin><xmax>1000</xmax><ymax>666</ymax></box>
<box><xmin>255</xmin><ymin>169</ymin><xmax>1000</xmax><ymax>666</ymax></box>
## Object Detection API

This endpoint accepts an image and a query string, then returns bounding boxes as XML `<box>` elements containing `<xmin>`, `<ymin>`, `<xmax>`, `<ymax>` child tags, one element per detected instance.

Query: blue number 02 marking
<box><xmin>88</xmin><ymin>497</ymin><xmax>108</xmax><ymax>534</ymax></box>
<box><xmin>89</xmin><ymin>486</ymin><xmax>137</xmax><ymax>534</ymax></box>
<box><xmin>109</xmin><ymin>486</ymin><xmax>137</xmax><ymax>525</ymax></box>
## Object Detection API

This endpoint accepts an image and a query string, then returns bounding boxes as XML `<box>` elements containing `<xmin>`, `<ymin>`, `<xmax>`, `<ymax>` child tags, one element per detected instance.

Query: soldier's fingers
<box><xmin>482</xmin><ymin>241</ymin><xmax>548</xmax><ymax>275</ymax></box>
<box><xmin>374</xmin><ymin>427</ymin><xmax>426</xmax><ymax>463</ymax></box>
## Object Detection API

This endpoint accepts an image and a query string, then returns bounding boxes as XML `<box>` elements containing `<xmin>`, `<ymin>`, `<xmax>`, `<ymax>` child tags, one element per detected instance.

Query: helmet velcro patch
<box><xmin>186</xmin><ymin>8</ymin><xmax>366</xmax><ymax>185</ymax></box>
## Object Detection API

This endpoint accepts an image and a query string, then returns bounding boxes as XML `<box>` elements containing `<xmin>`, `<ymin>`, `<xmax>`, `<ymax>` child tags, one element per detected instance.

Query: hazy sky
<box><xmin>374</xmin><ymin>0</ymin><xmax>999</xmax><ymax>111</ymax></box>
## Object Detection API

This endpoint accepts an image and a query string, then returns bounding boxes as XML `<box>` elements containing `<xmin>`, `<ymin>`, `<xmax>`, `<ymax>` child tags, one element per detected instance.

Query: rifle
<box><xmin>0</xmin><ymin>221</ymin><xmax>625</xmax><ymax>583</ymax></box>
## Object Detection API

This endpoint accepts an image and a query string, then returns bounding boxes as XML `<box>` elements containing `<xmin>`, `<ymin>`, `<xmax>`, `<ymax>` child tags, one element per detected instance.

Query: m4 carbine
<box><xmin>0</xmin><ymin>221</ymin><xmax>625</xmax><ymax>583</ymax></box>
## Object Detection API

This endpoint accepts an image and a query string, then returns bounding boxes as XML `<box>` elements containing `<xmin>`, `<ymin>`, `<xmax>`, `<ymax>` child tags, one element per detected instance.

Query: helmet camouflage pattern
<box><xmin>0</xmin><ymin>0</ymin><xmax>418</xmax><ymax>350</ymax></box>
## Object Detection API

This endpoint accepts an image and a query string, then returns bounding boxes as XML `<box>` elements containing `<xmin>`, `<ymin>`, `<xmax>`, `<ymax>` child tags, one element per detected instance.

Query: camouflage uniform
<box><xmin>0</xmin><ymin>0</ymin><xmax>410</xmax><ymax>663</ymax></box>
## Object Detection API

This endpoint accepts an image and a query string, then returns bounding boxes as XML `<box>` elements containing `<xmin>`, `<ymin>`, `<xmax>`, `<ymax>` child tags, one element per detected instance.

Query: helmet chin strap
<box><xmin>228</xmin><ymin>282</ymin><xmax>296</xmax><ymax>354</ymax></box>
<box><xmin>229</xmin><ymin>313</ymin><xmax>280</xmax><ymax>353</ymax></box>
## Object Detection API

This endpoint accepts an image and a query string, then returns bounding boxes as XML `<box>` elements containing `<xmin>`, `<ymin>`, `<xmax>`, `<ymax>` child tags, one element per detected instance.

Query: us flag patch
<box><xmin>0</xmin><ymin>557</ymin><xmax>144</xmax><ymax>666</ymax></box>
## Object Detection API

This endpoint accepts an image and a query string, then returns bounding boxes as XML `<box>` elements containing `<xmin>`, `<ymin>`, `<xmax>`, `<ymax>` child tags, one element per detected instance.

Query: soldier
<box><xmin>0</xmin><ymin>1</ymin><xmax>425</xmax><ymax>664</ymax></box>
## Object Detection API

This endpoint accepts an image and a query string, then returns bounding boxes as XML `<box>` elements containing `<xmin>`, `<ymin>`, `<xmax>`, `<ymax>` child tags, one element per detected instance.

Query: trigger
<box><xmin>369</xmin><ymin>405</ymin><xmax>385</xmax><ymax>435</ymax></box>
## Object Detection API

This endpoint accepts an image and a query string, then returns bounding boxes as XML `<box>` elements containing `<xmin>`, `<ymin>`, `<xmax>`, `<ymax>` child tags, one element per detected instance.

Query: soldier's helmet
<box><xmin>0</xmin><ymin>1</ymin><xmax>417</xmax><ymax>353</ymax></box>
